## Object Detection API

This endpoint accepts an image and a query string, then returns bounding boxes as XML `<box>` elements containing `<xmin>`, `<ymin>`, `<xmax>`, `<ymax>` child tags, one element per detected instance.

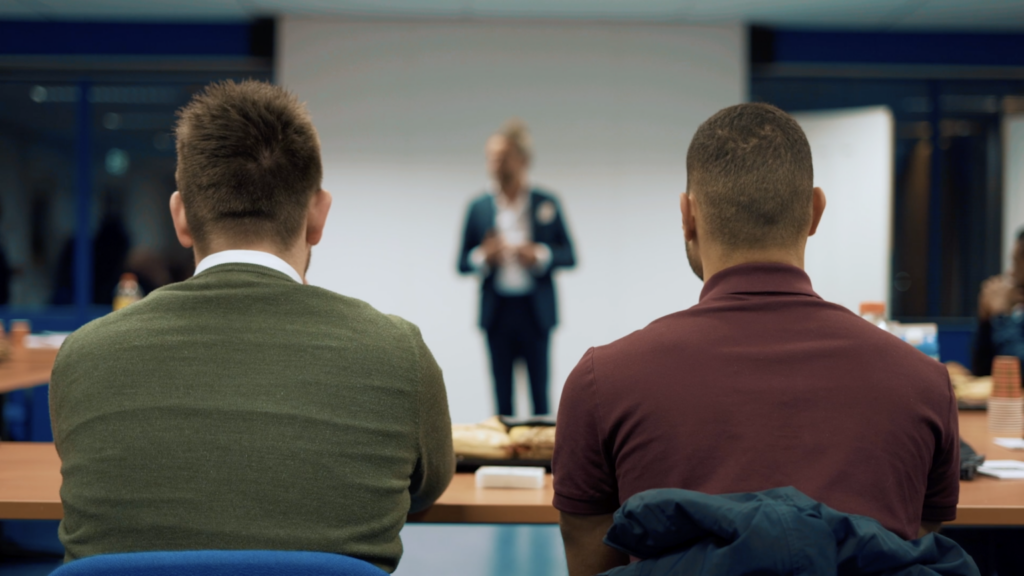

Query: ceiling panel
<box><xmin>0</xmin><ymin>3</ymin><xmax>45</xmax><ymax>18</ymax></box>
<box><xmin>686</xmin><ymin>0</ymin><xmax>905</xmax><ymax>25</ymax></box>
<box><xmin>0</xmin><ymin>0</ymin><xmax>1022</xmax><ymax>29</ymax></box>
<box><xmin>462</xmin><ymin>0</ymin><xmax>690</xmax><ymax>20</ymax></box>
<box><xmin>895</xmin><ymin>0</ymin><xmax>1024</xmax><ymax>29</ymax></box>
<box><xmin>247</xmin><ymin>0</ymin><xmax>469</xmax><ymax>17</ymax></box>
<box><xmin>1</xmin><ymin>0</ymin><xmax>249</xmax><ymax>20</ymax></box>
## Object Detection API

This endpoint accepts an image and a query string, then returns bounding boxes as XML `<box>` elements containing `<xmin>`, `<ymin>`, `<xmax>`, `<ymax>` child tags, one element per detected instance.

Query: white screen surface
<box><xmin>279</xmin><ymin>18</ymin><xmax>745</xmax><ymax>423</ymax></box>
<box><xmin>794</xmin><ymin>107</ymin><xmax>894</xmax><ymax>313</ymax></box>
<box><xmin>1004</xmin><ymin>115</ymin><xmax>1024</xmax><ymax>268</ymax></box>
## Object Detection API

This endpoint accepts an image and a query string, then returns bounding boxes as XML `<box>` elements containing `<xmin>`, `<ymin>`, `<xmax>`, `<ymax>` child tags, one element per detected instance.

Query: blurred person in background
<box><xmin>0</xmin><ymin>200</ymin><xmax>10</xmax><ymax>304</ymax></box>
<box><xmin>125</xmin><ymin>247</ymin><xmax>172</xmax><ymax>295</ymax></box>
<box><xmin>91</xmin><ymin>189</ymin><xmax>130</xmax><ymax>304</ymax></box>
<box><xmin>49</xmin><ymin>80</ymin><xmax>453</xmax><ymax>572</ymax></box>
<box><xmin>457</xmin><ymin>119</ymin><xmax>576</xmax><ymax>416</ymax></box>
<box><xmin>51</xmin><ymin>189</ymin><xmax>130</xmax><ymax>306</ymax></box>
<box><xmin>973</xmin><ymin>228</ymin><xmax>1024</xmax><ymax>378</ymax></box>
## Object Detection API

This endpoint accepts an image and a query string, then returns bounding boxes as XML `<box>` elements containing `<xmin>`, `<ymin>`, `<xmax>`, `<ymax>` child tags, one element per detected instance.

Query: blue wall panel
<box><xmin>0</xmin><ymin>21</ymin><xmax>252</xmax><ymax>56</ymax></box>
<box><xmin>771</xmin><ymin>30</ymin><xmax>1024</xmax><ymax>67</ymax></box>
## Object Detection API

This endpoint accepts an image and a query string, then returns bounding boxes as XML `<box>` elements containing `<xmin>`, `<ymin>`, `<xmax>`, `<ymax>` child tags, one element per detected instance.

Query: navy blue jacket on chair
<box><xmin>457</xmin><ymin>188</ymin><xmax>576</xmax><ymax>331</ymax></box>
<box><xmin>601</xmin><ymin>487</ymin><xmax>979</xmax><ymax>576</ymax></box>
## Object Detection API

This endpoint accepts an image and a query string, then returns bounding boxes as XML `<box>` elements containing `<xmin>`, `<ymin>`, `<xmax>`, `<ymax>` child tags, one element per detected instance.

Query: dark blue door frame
<box><xmin>75</xmin><ymin>79</ymin><xmax>93</xmax><ymax>325</ymax></box>
<box><xmin>927</xmin><ymin>81</ymin><xmax>944</xmax><ymax>317</ymax></box>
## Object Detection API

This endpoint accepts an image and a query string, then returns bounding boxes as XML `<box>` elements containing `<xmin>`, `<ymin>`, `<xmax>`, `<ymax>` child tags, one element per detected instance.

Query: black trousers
<box><xmin>941</xmin><ymin>527</ymin><xmax>1024</xmax><ymax>576</ymax></box>
<box><xmin>486</xmin><ymin>296</ymin><xmax>550</xmax><ymax>416</ymax></box>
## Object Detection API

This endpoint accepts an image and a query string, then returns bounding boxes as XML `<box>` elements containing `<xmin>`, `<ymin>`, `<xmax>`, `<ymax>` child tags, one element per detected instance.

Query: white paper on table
<box><xmin>977</xmin><ymin>460</ymin><xmax>1024</xmax><ymax>479</ymax></box>
<box><xmin>994</xmin><ymin>438</ymin><xmax>1024</xmax><ymax>450</ymax></box>
<box><xmin>24</xmin><ymin>333</ymin><xmax>70</xmax><ymax>349</ymax></box>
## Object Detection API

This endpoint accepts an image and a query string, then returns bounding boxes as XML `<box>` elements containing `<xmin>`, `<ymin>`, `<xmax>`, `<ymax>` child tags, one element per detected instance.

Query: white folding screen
<box><xmin>279</xmin><ymin>22</ymin><xmax>896</xmax><ymax>422</ymax></box>
<box><xmin>1004</xmin><ymin>115</ymin><xmax>1024</xmax><ymax>268</ymax></box>
<box><xmin>279</xmin><ymin>18</ymin><xmax>746</xmax><ymax>422</ymax></box>
<box><xmin>794</xmin><ymin>106</ymin><xmax>895</xmax><ymax>313</ymax></box>
<box><xmin>280</xmin><ymin>23</ymin><xmax>896</xmax><ymax>422</ymax></box>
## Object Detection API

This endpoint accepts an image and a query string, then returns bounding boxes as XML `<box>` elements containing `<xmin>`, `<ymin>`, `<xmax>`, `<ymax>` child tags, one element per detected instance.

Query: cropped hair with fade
<box><xmin>686</xmin><ymin>102</ymin><xmax>814</xmax><ymax>249</ymax></box>
<box><xmin>175</xmin><ymin>79</ymin><xmax>322</xmax><ymax>250</ymax></box>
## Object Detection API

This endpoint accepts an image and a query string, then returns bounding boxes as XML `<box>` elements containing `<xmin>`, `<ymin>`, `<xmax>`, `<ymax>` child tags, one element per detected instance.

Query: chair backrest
<box><xmin>49</xmin><ymin>550</ymin><xmax>389</xmax><ymax>576</ymax></box>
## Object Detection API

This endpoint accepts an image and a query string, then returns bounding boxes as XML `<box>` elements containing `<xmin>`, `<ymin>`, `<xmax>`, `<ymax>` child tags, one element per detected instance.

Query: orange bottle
<box><xmin>10</xmin><ymin>319</ymin><xmax>30</xmax><ymax>350</ymax></box>
<box><xmin>113</xmin><ymin>273</ymin><xmax>144</xmax><ymax>311</ymax></box>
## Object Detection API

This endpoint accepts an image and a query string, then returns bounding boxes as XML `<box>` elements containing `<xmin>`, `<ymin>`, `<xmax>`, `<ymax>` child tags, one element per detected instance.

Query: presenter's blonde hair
<box><xmin>497</xmin><ymin>118</ymin><xmax>532</xmax><ymax>164</ymax></box>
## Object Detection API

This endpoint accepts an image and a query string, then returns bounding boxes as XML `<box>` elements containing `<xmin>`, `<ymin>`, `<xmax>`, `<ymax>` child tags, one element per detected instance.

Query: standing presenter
<box><xmin>458</xmin><ymin>119</ymin><xmax>576</xmax><ymax>416</ymax></box>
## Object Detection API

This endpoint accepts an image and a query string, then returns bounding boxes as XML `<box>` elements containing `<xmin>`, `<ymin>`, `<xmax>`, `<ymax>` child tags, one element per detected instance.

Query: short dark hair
<box><xmin>686</xmin><ymin>103</ymin><xmax>813</xmax><ymax>249</ymax></box>
<box><xmin>175</xmin><ymin>80</ymin><xmax>322</xmax><ymax>250</ymax></box>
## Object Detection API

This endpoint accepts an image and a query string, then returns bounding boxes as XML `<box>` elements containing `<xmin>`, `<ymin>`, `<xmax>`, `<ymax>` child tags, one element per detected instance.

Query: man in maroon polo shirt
<box><xmin>553</xmin><ymin>103</ymin><xmax>960</xmax><ymax>576</ymax></box>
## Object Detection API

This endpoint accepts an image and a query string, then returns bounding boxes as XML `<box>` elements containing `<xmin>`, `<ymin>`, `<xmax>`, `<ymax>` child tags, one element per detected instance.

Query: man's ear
<box><xmin>169</xmin><ymin>191</ymin><xmax>194</xmax><ymax>249</ymax></box>
<box><xmin>808</xmin><ymin>187</ymin><xmax>827</xmax><ymax>237</ymax></box>
<box><xmin>680</xmin><ymin>192</ymin><xmax>698</xmax><ymax>243</ymax></box>
<box><xmin>305</xmin><ymin>189</ymin><xmax>333</xmax><ymax>246</ymax></box>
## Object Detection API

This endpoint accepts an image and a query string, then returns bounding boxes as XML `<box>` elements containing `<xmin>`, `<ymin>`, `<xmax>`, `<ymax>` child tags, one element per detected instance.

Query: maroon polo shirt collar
<box><xmin>699</xmin><ymin>262</ymin><xmax>821</xmax><ymax>303</ymax></box>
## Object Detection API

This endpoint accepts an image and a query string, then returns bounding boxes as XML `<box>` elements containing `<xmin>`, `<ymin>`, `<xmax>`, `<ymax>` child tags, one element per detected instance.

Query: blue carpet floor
<box><xmin>1</xmin><ymin>523</ymin><xmax>568</xmax><ymax>576</ymax></box>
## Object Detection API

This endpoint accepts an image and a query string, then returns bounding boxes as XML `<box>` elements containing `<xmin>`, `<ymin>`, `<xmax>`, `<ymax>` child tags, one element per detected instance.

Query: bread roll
<box><xmin>509</xmin><ymin>426</ymin><xmax>555</xmax><ymax>460</ymax></box>
<box><xmin>452</xmin><ymin>416</ymin><xmax>513</xmax><ymax>459</ymax></box>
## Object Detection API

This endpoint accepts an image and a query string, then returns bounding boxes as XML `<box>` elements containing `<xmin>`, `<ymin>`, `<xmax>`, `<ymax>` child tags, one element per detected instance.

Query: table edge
<box><xmin>948</xmin><ymin>506</ymin><xmax>1024</xmax><ymax>526</ymax></box>
<box><xmin>0</xmin><ymin>501</ymin><xmax>64</xmax><ymax>520</ymax></box>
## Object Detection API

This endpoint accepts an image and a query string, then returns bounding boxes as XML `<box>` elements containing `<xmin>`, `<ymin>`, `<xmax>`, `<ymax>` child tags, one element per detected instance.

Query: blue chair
<box><xmin>49</xmin><ymin>550</ymin><xmax>389</xmax><ymax>576</ymax></box>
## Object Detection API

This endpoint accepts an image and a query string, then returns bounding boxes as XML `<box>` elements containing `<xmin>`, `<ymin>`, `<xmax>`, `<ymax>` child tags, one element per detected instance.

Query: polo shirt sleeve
<box><xmin>553</xmin><ymin>347</ymin><xmax>619</xmax><ymax>515</ymax></box>
<box><xmin>922</xmin><ymin>375</ymin><xmax>960</xmax><ymax>523</ymax></box>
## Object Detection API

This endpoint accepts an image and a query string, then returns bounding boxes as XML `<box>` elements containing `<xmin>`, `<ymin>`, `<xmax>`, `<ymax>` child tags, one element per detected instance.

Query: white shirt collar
<box><xmin>492</xmin><ymin>184</ymin><xmax>531</xmax><ymax>210</ymax></box>
<box><xmin>193</xmin><ymin>250</ymin><xmax>303</xmax><ymax>284</ymax></box>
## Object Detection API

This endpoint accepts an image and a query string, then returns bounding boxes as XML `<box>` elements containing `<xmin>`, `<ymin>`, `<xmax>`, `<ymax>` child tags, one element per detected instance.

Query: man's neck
<box><xmin>194</xmin><ymin>241</ymin><xmax>307</xmax><ymax>283</ymax></box>
<box><xmin>701</xmin><ymin>243</ymin><xmax>806</xmax><ymax>283</ymax></box>
<box><xmin>498</xmin><ymin>178</ymin><xmax>526</xmax><ymax>202</ymax></box>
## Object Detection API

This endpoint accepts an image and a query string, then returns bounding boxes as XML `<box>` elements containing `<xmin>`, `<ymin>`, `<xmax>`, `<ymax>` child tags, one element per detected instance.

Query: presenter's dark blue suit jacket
<box><xmin>458</xmin><ymin>189</ymin><xmax>576</xmax><ymax>331</ymax></box>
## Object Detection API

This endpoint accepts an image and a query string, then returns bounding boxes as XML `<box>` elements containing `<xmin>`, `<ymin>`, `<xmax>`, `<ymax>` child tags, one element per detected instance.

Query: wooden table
<box><xmin>0</xmin><ymin>441</ymin><xmax>61</xmax><ymax>519</ymax></box>
<box><xmin>0</xmin><ymin>348</ymin><xmax>59</xmax><ymax>394</ymax></box>
<box><xmin>1</xmin><ymin>412</ymin><xmax>1023</xmax><ymax>525</ymax></box>
<box><xmin>410</xmin><ymin>473</ymin><xmax>558</xmax><ymax>523</ymax></box>
<box><xmin>948</xmin><ymin>411</ymin><xmax>1024</xmax><ymax>526</ymax></box>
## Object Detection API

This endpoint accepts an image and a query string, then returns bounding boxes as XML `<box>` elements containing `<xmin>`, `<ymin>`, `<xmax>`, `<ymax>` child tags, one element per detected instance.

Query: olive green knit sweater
<box><xmin>49</xmin><ymin>263</ymin><xmax>454</xmax><ymax>572</ymax></box>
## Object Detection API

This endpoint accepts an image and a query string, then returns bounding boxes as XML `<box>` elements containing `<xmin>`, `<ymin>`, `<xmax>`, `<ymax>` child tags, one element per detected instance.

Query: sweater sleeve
<box><xmin>405</xmin><ymin>323</ymin><xmax>455</xmax><ymax>513</ymax></box>
<box><xmin>48</xmin><ymin>329</ymin><xmax>84</xmax><ymax>449</ymax></box>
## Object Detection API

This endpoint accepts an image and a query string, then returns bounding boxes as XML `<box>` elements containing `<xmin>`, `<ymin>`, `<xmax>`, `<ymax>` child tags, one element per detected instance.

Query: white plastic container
<box><xmin>475</xmin><ymin>466</ymin><xmax>546</xmax><ymax>489</ymax></box>
<box><xmin>859</xmin><ymin>301</ymin><xmax>888</xmax><ymax>331</ymax></box>
<box><xmin>890</xmin><ymin>322</ymin><xmax>940</xmax><ymax>361</ymax></box>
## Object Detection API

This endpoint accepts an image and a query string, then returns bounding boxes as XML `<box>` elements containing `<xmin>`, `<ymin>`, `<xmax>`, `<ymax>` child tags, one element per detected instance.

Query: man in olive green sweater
<box><xmin>49</xmin><ymin>80</ymin><xmax>454</xmax><ymax>573</ymax></box>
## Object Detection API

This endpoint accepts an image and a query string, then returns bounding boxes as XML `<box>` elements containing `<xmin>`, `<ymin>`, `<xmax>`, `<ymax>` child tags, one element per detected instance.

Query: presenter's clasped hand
<box><xmin>481</xmin><ymin>231</ymin><xmax>506</xmax><ymax>267</ymax></box>
<box><xmin>516</xmin><ymin>244</ymin><xmax>540</xmax><ymax>268</ymax></box>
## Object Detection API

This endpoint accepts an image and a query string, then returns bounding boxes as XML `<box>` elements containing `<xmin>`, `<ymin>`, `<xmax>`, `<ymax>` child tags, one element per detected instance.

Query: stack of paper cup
<box><xmin>988</xmin><ymin>356</ymin><xmax>1023</xmax><ymax>436</ymax></box>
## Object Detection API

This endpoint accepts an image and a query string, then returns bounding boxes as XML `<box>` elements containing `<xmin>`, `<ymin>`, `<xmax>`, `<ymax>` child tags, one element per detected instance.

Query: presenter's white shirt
<box><xmin>469</xmin><ymin>188</ymin><xmax>552</xmax><ymax>296</ymax></box>
<box><xmin>193</xmin><ymin>250</ymin><xmax>302</xmax><ymax>284</ymax></box>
